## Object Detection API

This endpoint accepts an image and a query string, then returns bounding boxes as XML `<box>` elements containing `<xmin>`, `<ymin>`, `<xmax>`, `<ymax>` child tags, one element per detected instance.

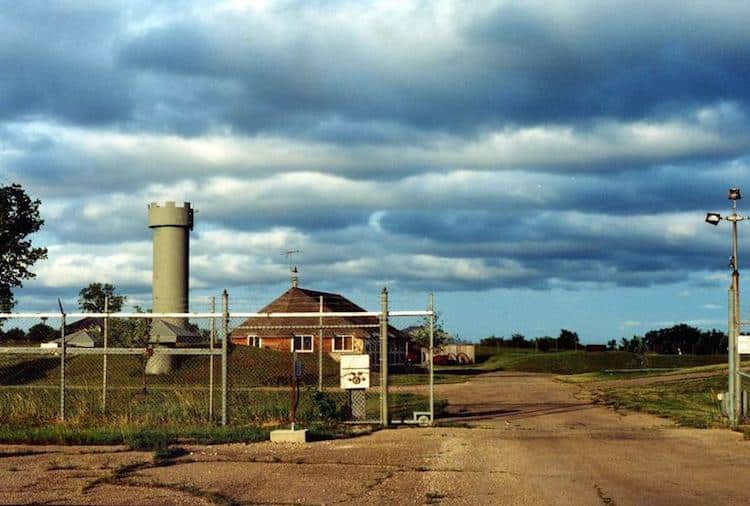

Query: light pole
<box><xmin>706</xmin><ymin>187</ymin><xmax>744</xmax><ymax>426</ymax></box>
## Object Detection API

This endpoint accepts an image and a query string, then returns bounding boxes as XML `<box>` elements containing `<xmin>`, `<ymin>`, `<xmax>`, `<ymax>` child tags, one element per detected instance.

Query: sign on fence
<box><xmin>340</xmin><ymin>354</ymin><xmax>370</xmax><ymax>389</ymax></box>
<box><xmin>739</xmin><ymin>335</ymin><xmax>750</xmax><ymax>354</ymax></box>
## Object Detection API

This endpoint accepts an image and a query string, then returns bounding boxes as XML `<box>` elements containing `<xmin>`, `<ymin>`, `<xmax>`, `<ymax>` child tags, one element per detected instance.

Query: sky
<box><xmin>3</xmin><ymin>0</ymin><xmax>750</xmax><ymax>343</ymax></box>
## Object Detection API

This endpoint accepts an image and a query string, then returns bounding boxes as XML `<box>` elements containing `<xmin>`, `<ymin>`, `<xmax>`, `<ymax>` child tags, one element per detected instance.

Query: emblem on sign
<box><xmin>340</xmin><ymin>354</ymin><xmax>370</xmax><ymax>389</ymax></box>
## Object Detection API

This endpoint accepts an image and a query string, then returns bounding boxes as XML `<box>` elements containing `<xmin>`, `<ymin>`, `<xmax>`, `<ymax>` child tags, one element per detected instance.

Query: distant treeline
<box><xmin>481</xmin><ymin>324</ymin><xmax>728</xmax><ymax>355</ymax></box>
<box><xmin>0</xmin><ymin>323</ymin><xmax>58</xmax><ymax>343</ymax></box>
<box><xmin>612</xmin><ymin>324</ymin><xmax>727</xmax><ymax>355</ymax></box>
<box><xmin>480</xmin><ymin>329</ymin><xmax>580</xmax><ymax>352</ymax></box>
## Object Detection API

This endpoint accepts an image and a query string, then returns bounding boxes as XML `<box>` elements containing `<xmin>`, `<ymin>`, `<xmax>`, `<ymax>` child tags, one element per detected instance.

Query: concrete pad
<box><xmin>270</xmin><ymin>429</ymin><xmax>308</xmax><ymax>443</ymax></box>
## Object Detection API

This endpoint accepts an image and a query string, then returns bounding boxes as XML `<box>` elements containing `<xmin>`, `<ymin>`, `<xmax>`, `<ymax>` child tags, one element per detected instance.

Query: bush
<box><xmin>123</xmin><ymin>428</ymin><xmax>176</xmax><ymax>451</ymax></box>
<box><xmin>310</xmin><ymin>389</ymin><xmax>339</xmax><ymax>419</ymax></box>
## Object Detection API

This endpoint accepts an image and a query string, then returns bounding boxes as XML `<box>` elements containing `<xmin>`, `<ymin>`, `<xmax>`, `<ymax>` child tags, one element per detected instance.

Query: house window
<box><xmin>333</xmin><ymin>335</ymin><xmax>354</xmax><ymax>352</ymax></box>
<box><xmin>292</xmin><ymin>335</ymin><xmax>313</xmax><ymax>352</ymax></box>
<box><xmin>246</xmin><ymin>335</ymin><xmax>261</xmax><ymax>347</ymax></box>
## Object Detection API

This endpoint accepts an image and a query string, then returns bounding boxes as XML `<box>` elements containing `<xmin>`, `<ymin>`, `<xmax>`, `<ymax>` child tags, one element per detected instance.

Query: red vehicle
<box><xmin>433</xmin><ymin>354</ymin><xmax>454</xmax><ymax>365</ymax></box>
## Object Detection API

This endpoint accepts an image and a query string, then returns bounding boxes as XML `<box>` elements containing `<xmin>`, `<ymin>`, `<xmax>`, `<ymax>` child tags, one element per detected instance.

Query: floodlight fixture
<box><xmin>729</xmin><ymin>188</ymin><xmax>742</xmax><ymax>201</ymax></box>
<box><xmin>705</xmin><ymin>212</ymin><xmax>722</xmax><ymax>225</ymax></box>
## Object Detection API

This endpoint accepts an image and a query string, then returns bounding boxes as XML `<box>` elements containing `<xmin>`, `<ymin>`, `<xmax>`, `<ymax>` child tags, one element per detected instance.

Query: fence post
<box><xmin>59</xmin><ymin>302</ymin><xmax>66</xmax><ymax>421</ymax></box>
<box><xmin>429</xmin><ymin>293</ymin><xmax>435</xmax><ymax>425</ymax></box>
<box><xmin>209</xmin><ymin>296</ymin><xmax>215</xmax><ymax>422</ymax></box>
<box><xmin>221</xmin><ymin>289</ymin><xmax>229</xmax><ymax>426</ymax></box>
<box><xmin>379</xmin><ymin>287</ymin><xmax>389</xmax><ymax>427</ymax></box>
<box><xmin>102</xmin><ymin>296</ymin><xmax>109</xmax><ymax>414</ymax></box>
<box><xmin>728</xmin><ymin>284</ymin><xmax>738</xmax><ymax>425</ymax></box>
<box><xmin>318</xmin><ymin>295</ymin><xmax>323</xmax><ymax>391</ymax></box>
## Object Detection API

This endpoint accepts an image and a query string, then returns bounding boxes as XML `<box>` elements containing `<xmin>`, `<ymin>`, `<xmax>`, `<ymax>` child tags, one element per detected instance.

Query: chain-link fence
<box><xmin>0</xmin><ymin>291</ymin><xmax>435</xmax><ymax>431</ymax></box>
<box><xmin>0</xmin><ymin>311</ymin><xmax>225</xmax><ymax>428</ymax></box>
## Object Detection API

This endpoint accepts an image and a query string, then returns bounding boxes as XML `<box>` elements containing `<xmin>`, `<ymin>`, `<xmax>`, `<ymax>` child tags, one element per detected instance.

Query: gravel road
<box><xmin>2</xmin><ymin>371</ymin><xmax>750</xmax><ymax>505</ymax></box>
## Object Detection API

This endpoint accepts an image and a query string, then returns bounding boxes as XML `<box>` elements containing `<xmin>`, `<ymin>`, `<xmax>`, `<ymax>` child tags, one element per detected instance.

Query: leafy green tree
<box><xmin>408</xmin><ymin>310</ymin><xmax>454</xmax><ymax>349</ymax></box>
<box><xmin>536</xmin><ymin>336</ymin><xmax>555</xmax><ymax>352</ymax></box>
<box><xmin>619</xmin><ymin>335</ymin><xmax>645</xmax><ymax>353</ymax></box>
<box><xmin>480</xmin><ymin>335</ymin><xmax>504</xmax><ymax>346</ymax></box>
<box><xmin>0</xmin><ymin>184</ymin><xmax>47</xmax><ymax>312</ymax></box>
<box><xmin>642</xmin><ymin>324</ymin><xmax>726</xmax><ymax>355</ymax></box>
<box><xmin>0</xmin><ymin>327</ymin><xmax>26</xmax><ymax>341</ymax></box>
<box><xmin>557</xmin><ymin>329</ymin><xmax>580</xmax><ymax>350</ymax></box>
<box><xmin>511</xmin><ymin>333</ymin><xmax>529</xmax><ymax>348</ymax></box>
<box><xmin>607</xmin><ymin>339</ymin><xmax>618</xmax><ymax>351</ymax></box>
<box><xmin>110</xmin><ymin>305</ymin><xmax>150</xmax><ymax>347</ymax></box>
<box><xmin>26</xmin><ymin>323</ymin><xmax>58</xmax><ymax>342</ymax></box>
<box><xmin>78</xmin><ymin>282</ymin><xmax>126</xmax><ymax>313</ymax></box>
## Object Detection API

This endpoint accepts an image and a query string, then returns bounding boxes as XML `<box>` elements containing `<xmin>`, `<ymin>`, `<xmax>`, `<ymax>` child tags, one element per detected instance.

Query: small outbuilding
<box><xmin>41</xmin><ymin>329</ymin><xmax>100</xmax><ymax>348</ymax></box>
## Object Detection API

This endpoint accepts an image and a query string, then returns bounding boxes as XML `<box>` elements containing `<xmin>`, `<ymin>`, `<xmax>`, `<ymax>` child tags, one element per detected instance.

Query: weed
<box><xmin>123</xmin><ymin>428</ymin><xmax>175</xmax><ymax>451</ymax></box>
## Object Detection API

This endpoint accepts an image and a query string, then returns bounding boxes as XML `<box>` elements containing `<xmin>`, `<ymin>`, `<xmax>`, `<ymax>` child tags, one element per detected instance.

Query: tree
<box><xmin>642</xmin><ymin>324</ymin><xmax>726</xmax><ymax>355</ymax></box>
<box><xmin>0</xmin><ymin>327</ymin><xmax>26</xmax><ymax>341</ymax></box>
<box><xmin>536</xmin><ymin>336</ymin><xmax>555</xmax><ymax>352</ymax></box>
<box><xmin>26</xmin><ymin>322</ymin><xmax>58</xmax><ymax>342</ymax></box>
<box><xmin>408</xmin><ymin>310</ymin><xmax>454</xmax><ymax>349</ymax></box>
<box><xmin>78</xmin><ymin>283</ymin><xmax>126</xmax><ymax>313</ymax></box>
<box><xmin>110</xmin><ymin>305</ymin><xmax>150</xmax><ymax>347</ymax></box>
<box><xmin>557</xmin><ymin>329</ymin><xmax>580</xmax><ymax>350</ymax></box>
<box><xmin>0</xmin><ymin>184</ymin><xmax>47</xmax><ymax>312</ymax></box>
<box><xmin>511</xmin><ymin>333</ymin><xmax>529</xmax><ymax>348</ymax></box>
<box><xmin>607</xmin><ymin>339</ymin><xmax>618</xmax><ymax>351</ymax></box>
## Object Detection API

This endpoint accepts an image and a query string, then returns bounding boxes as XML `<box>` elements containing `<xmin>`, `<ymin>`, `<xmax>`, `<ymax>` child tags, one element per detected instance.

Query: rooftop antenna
<box><xmin>283</xmin><ymin>249</ymin><xmax>302</xmax><ymax>288</ymax></box>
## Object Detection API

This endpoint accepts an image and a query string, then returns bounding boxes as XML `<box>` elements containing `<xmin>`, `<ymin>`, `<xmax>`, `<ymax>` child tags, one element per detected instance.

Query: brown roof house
<box><xmin>230</xmin><ymin>287</ymin><xmax>411</xmax><ymax>367</ymax></box>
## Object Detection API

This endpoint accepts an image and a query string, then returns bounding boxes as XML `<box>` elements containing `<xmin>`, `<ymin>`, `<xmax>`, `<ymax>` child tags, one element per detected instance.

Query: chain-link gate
<box><xmin>0</xmin><ymin>289</ymin><xmax>435</xmax><ymax>432</ymax></box>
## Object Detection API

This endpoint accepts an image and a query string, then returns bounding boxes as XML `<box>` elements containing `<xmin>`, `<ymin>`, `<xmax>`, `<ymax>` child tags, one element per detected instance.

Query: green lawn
<box><xmin>0</xmin><ymin>346</ymin><xmax>443</xmax><ymax>444</ymax></box>
<box><xmin>589</xmin><ymin>374</ymin><xmax>727</xmax><ymax>429</ymax></box>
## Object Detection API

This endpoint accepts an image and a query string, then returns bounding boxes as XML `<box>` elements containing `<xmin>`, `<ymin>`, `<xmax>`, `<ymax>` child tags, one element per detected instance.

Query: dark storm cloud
<box><xmin>0</xmin><ymin>1</ymin><xmax>749</xmax><ymax>141</ymax></box>
<box><xmin>108</xmin><ymin>1</ymin><xmax>750</xmax><ymax>138</ymax></box>
<box><xmin>0</xmin><ymin>3</ymin><xmax>133</xmax><ymax>125</ymax></box>
<box><xmin>3</xmin><ymin>1</ymin><xmax>750</xmax><ymax>300</ymax></box>
<box><xmin>465</xmin><ymin>2</ymin><xmax>750</xmax><ymax>123</ymax></box>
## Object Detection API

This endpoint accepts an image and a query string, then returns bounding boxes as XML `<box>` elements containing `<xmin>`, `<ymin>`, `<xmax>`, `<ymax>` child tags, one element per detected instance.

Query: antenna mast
<box><xmin>283</xmin><ymin>249</ymin><xmax>302</xmax><ymax>288</ymax></box>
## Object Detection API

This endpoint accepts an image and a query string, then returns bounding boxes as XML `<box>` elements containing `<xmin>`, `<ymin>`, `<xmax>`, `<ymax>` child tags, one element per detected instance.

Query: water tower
<box><xmin>146</xmin><ymin>201</ymin><xmax>194</xmax><ymax>374</ymax></box>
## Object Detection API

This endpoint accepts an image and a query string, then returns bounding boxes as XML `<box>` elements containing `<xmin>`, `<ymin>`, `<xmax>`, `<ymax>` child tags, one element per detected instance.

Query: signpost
<box><xmin>341</xmin><ymin>354</ymin><xmax>369</xmax><ymax>420</ymax></box>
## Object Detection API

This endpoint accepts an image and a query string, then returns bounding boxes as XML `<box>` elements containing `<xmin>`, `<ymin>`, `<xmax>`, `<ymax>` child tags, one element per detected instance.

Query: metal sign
<box><xmin>739</xmin><ymin>335</ymin><xmax>750</xmax><ymax>355</ymax></box>
<box><xmin>340</xmin><ymin>354</ymin><xmax>370</xmax><ymax>389</ymax></box>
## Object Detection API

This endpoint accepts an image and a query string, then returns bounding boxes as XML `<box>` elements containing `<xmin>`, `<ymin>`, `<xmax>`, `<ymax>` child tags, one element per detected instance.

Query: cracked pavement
<box><xmin>2</xmin><ymin>372</ymin><xmax>750</xmax><ymax>505</ymax></box>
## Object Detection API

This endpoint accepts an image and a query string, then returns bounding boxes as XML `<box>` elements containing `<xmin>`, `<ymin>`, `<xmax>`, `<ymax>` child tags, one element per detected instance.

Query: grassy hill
<box><xmin>0</xmin><ymin>345</ymin><xmax>342</xmax><ymax>388</ymax></box>
<box><xmin>477</xmin><ymin>350</ymin><xmax>727</xmax><ymax>375</ymax></box>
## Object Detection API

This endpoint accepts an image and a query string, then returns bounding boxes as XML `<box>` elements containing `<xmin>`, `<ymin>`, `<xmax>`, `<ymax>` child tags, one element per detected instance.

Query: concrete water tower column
<box><xmin>146</xmin><ymin>201</ymin><xmax>194</xmax><ymax>374</ymax></box>
<box><xmin>148</xmin><ymin>201</ymin><xmax>193</xmax><ymax>323</ymax></box>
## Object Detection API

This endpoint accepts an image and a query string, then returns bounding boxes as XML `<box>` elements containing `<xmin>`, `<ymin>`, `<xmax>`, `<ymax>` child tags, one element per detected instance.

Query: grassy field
<box><xmin>0</xmin><ymin>346</ymin><xmax>442</xmax><ymax>444</ymax></box>
<box><xmin>391</xmin><ymin>349</ymin><xmax>728</xmax><ymax>385</ymax></box>
<box><xmin>476</xmin><ymin>349</ymin><xmax>727</xmax><ymax>375</ymax></box>
<box><xmin>584</xmin><ymin>369</ymin><xmax>727</xmax><ymax>429</ymax></box>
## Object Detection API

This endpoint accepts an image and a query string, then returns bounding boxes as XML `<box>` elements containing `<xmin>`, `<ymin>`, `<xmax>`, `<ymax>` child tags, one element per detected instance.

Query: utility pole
<box><xmin>706</xmin><ymin>188</ymin><xmax>744</xmax><ymax>426</ymax></box>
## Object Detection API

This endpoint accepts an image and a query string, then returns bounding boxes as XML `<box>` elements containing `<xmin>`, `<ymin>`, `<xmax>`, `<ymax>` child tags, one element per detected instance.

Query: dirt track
<box><xmin>2</xmin><ymin>371</ymin><xmax>750</xmax><ymax>505</ymax></box>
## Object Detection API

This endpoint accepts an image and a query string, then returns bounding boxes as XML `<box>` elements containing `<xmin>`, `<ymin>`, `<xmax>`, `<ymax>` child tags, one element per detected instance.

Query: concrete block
<box><xmin>270</xmin><ymin>429</ymin><xmax>308</xmax><ymax>443</ymax></box>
